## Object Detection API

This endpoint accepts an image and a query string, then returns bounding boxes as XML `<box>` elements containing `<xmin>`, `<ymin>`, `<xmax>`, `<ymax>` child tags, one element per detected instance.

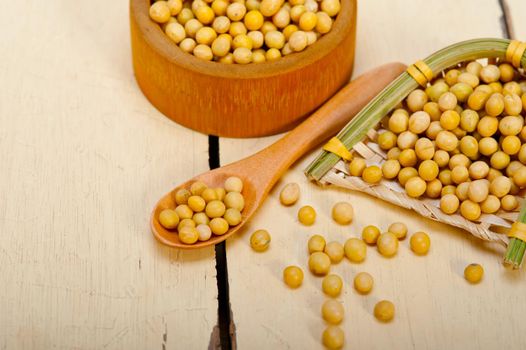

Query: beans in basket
<box><xmin>351</xmin><ymin>61</ymin><xmax>526</xmax><ymax>222</ymax></box>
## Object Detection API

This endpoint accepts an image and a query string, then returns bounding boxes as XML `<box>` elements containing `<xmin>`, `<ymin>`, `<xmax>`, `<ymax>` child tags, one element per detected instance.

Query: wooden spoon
<box><xmin>151</xmin><ymin>62</ymin><xmax>406</xmax><ymax>249</ymax></box>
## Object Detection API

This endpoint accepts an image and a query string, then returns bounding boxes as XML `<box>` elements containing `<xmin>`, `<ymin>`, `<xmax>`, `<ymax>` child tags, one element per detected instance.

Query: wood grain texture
<box><xmin>130</xmin><ymin>0</ymin><xmax>357</xmax><ymax>138</ymax></box>
<box><xmin>503</xmin><ymin>0</ymin><xmax>526</xmax><ymax>40</ymax></box>
<box><xmin>0</xmin><ymin>0</ymin><xmax>217</xmax><ymax>349</ymax></box>
<box><xmin>221</xmin><ymin>1</ymin><xmax>526</xmax><ymax>349</ymax></box>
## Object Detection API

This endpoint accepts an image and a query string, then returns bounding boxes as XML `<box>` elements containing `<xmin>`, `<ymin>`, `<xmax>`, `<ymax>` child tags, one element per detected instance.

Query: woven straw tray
<box><xmin>317</xmin><ymin>127</ymin><xmax>522</xmax><ymax>247</ymax></box>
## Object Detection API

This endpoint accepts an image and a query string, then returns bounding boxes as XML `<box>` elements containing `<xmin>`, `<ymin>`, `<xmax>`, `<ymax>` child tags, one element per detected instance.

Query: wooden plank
<box><xmin>352</xmin><ymin>0</ymin><xmax>508</xmax><ymax>76</ymax></box>
<box><xmin>0</xmin><ymin>1</ymin><xmax>217</xmax><ymax>349</ymax></box>
<box><xmin>220</xmin><ymin>1</ymin><xmax>526</xmax><ymax>349</ymax></box>
<box><xmin>503</xmin><ymin>0</ymin><xmax>526</xmax><ymax>39</ymax></box>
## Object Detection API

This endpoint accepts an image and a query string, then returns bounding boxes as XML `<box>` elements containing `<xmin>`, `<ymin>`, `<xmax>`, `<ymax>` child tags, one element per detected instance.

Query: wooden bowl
<box><xmin>130</xmin><ymin>0</ymin><xmax>357</xmax><ymax>138</ymax></box>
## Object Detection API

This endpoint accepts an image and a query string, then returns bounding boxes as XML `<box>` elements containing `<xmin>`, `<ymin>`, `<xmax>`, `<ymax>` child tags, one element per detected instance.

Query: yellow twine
<box><xmin>406</xmin><ymin>65</ymin><xmax>428</xmax><ymax>87</ymax></box>
<box><xmin>506</xmin><ymin>40</ymin><xmax>520</xmax><ymax>62</ymax></box>
<box><xmin>512</xmin><ymin>41</ymin><xmax>526</xmax><ymax>69</ymax></box>
<box><xmin>414</xmin><ymin>60</ymin><xmax>433</xmax><ymax>82</ymax></box>
<box><xmin>508</xmin><ymin>222</ymin><xmax>526</xmax><ymax>242</ymax></box>
<box><xmin>323</xmin><ymin>137</ymin><xmax>353</xmax><ymax>161</ymax></box>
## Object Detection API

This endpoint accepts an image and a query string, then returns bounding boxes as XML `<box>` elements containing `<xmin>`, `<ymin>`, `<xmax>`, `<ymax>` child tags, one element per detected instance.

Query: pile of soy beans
<box><xmin>350</xmin><ymin>60</ymin><xmax>526</xmax><ymax>222</ymax></box>
<box><xmin>158</xmin><ymin>177</ymin><xmax>245</xmax><ymax>244</ymax></box>
<box><xmin>148</xmin><ymin>0</ymin><xmax>341</xmax><ymax>63</ymax></box>
<box><xmin>248</xmin><ymin>182</ymin><xmax>441</xmax><ymax>349</ymax></box>
<box><xmin>248</xmin><ymin>182</ymin><xmax>485</xmax><ymax>349</ymax></box>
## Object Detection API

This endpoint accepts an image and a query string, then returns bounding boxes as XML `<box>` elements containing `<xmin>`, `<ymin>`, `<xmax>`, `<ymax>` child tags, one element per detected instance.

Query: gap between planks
<box><xmin>209</xmin><ymin>135</ymin><xmax>236</xmax><ymax>350</ymax></box>
<box><xmin>499</xmin><ymin>0</ymin><xmax>512</xmax><ymax>39</ymax></box>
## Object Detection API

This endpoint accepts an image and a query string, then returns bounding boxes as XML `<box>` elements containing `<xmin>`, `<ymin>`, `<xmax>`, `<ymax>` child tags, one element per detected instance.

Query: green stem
<box><xmin>504</xmin><ymin>238</ymin><xmax>519</xmax><ymax>262</ymax></box>
<box><xmin>504</xmin><ymin>203</ymin><xmax>526</xmax><ymax>269</ymax></box>
<box><xmin>517</xmin><ymin>244</ymin><xmax>526</xmax><ymax>267</ymax></box>
<box><xmin>504</xmin><ymin>239</ymin><xmax>526</xmax><ymax>269</ymax></box>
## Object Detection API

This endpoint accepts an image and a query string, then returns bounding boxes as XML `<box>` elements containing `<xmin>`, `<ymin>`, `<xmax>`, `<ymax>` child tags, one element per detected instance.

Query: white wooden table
<box><xmin>1</xmin><ymin>1</ymin><xmax>525</xmax><ymax>349</ymax></box>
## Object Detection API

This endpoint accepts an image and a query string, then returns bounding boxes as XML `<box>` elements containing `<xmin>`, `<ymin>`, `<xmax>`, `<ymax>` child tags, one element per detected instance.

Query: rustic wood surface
<box><xmin>0</xmin><ymin>1</ymin><xmax>218</xmax><ymax>349</ymax></box>
<box><xmin>221</xmin><ymin>1</ymin><xmax>526</xmax><ymax>349</ymax></box>
<box><xmin>503</xmin><ymin>0</ymin><xmax>526</xmax><ymax>40</ymax></box>
<box><xmin>1</xmin><ymin>0</ymin><xmax>525</xmax><ymax>349</ymax></box>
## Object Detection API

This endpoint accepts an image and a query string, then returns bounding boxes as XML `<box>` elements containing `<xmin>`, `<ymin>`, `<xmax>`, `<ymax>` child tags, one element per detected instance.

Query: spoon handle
<box><xmin>246</xmin><ymin>62</ymin><xmax>406</xmax><ymax>189</ymax></box>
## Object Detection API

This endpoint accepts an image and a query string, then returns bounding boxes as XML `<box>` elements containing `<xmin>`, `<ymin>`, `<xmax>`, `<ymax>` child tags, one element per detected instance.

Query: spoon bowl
<box><xmin>152</xmin><ymin>167</ymin><xmax>260</xmax><ymax>248</ymax></box>
<box><xmin>151</xmin><ymin>63</ymin><xmax>407</xmax><ymax>249</ymax></box>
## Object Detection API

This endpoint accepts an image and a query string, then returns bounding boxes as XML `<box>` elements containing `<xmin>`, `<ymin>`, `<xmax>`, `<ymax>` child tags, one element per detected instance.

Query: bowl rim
<box><xmin>130</xmin><ymin>0</ymin><xmax>356</xmax><ymax>79</ymax></box>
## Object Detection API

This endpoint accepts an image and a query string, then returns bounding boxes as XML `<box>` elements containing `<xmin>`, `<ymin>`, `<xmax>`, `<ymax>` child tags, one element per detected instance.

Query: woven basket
<box><xmin>306</xmin><ymin>39</ymin><xmax>526</xmax><ymax>267</ymax></box>
<box><xmin>317</xmin><ymin>125</ymin><xmax>522</xmax><ymax>247</ymax></box>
